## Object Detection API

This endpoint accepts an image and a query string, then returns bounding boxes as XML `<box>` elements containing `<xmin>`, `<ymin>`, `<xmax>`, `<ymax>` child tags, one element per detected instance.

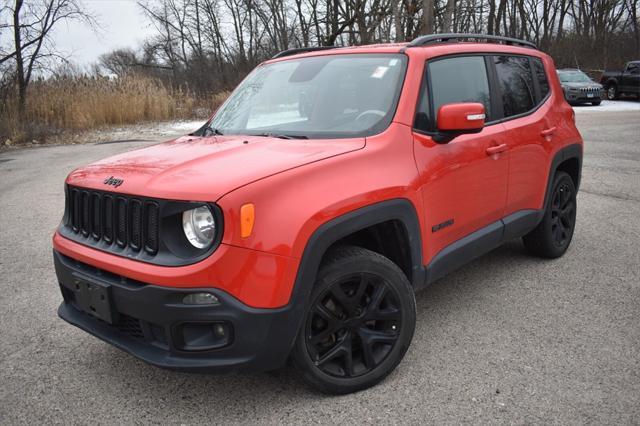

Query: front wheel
<box><xmin>606</xmin><ymin>84</ymin><xmax>618</xmax><ymax>100</ymax></box>
<box><xmin>523</xmin><ymin>171</ymin><xmax>577</xmax><ymax>258</ymax></box>
<box><xmin>592</xmin><ymin>100</ymin><xmax>601</xmax><ymax>106</ymax></box>
<box><xmin>292</xmin><ymin>246</ymin><xmax>416</xmax><ymax>394</ymax></box>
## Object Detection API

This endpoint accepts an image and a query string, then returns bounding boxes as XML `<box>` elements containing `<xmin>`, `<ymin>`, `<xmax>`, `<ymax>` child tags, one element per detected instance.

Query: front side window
<box><xmin>627</xmin><ymin>63</ymin><xmax>640</xmax><ymax>74</ymax></box>
<box><xmin>495</xmin><ymin>56</ymin><xmax>535</xmax><ymax>117</ymax></box>
<box><xmin>208</xmin><ymin>54</ymin><xmax>407</xmax><ymax>139</ymax></box>
<box><xmin>415</xmin><ymin>56</ymin><xmax>491</xmax><ymax>132</ymax></box>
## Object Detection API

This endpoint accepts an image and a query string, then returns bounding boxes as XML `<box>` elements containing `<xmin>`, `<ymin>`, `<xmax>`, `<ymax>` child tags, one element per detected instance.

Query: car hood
<box><xmin>66</xmin><ymin>135</ymin><xmax>365</xmax><ymax>200</ymax></box>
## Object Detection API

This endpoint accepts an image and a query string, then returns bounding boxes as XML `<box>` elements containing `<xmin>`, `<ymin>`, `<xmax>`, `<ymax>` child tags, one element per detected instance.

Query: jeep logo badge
<box><xmin>103</xmin><ymin>176</ymin><xmax>124</xmax><ymax>188</ymax></box>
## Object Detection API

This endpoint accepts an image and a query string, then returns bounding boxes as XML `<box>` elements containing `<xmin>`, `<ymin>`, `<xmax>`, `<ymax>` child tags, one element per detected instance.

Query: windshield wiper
<box><xmin>192</xmin><ymin>124</ymin><xmax>223</xmax><ymax>136</ymax></box>
<box><xmin>206</xmin><ymin>126</ymin><xmax>224</xmax><ymax>136</ymax></box>
<box><xmin>252</xmin><ymin>133</ymin><xmax>308</xmax><ymax>140</ymax></box>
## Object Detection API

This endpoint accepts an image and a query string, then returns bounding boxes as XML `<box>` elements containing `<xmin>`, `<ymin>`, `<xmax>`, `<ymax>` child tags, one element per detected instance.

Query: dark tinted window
<box><xmin>532</xmin><ymin>58</ymin><xmax>549</xmax><ymax>100</ymax></box>
<box><xmin>494</xmin><ymin>56</ymin><xmax>535</xmax><ymax>117</ymax></box>
<box><xmin>415</xmin><ymin>56</ymin><xmax>491</xmax><ymax>131</ymax></box>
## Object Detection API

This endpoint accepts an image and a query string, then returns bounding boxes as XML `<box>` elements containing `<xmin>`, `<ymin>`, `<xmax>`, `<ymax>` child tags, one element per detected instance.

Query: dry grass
<box><xmin>0</xmin><ymin>75</ymin><xmax>229</xmax><ymax>145</ymax></box>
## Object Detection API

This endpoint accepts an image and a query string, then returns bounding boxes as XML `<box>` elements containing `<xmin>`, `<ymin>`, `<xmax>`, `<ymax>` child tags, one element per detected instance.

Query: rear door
<box><xmin>492</xmin><ymin>55</ymin><xmax>554</xmax><ymax>215</ymax></box>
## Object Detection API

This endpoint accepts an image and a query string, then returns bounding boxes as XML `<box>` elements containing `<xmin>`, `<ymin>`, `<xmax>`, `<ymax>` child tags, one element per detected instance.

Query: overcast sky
<box><xmin>54</xmin><ymin>0</ymin><xmax>156</xmax><ymax>66</ymax></box>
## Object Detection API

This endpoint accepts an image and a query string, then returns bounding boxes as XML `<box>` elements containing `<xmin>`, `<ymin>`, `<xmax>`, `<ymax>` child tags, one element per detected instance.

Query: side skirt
<box><xmin>423</xmin><ymin>209</ymin><xmax>540</xmax><ymax>286</ymax></box>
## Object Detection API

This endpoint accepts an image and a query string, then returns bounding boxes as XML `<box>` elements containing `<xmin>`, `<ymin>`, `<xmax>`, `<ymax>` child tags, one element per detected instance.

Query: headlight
<box><xmin>182</xmin><ymin>206</ymin><xmax>216</xmax><ymax>248</ymax></box>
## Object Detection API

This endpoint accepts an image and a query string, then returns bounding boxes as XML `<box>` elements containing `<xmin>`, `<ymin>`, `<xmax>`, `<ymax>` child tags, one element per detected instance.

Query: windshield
<box><xmin>558</xmin><ymin>71</ymin><xmax>592</xmax><ymax>83</ymax></box>
<box><xmin>207</xmin><ymin>54</ymin><xmax>407</xmax><ymax>139</ymax></box>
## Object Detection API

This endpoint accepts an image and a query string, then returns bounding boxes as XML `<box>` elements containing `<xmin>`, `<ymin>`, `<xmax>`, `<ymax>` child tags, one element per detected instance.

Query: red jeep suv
<box><xmin>53</xmin><ymin>34</ymin><xmax>582</xmax><ymax>394</ymax></box>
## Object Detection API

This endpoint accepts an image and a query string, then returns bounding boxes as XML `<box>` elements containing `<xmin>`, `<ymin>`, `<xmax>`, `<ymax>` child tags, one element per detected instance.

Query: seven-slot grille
<box><xmin>66</xmin><ymin>186</ymin><xmax>160</xmax><ymax>255</ymax></box>
<box><xmin>579</xmin><ymin>87</ymin><xmax>601</xmax><ymax>93</ymax></box>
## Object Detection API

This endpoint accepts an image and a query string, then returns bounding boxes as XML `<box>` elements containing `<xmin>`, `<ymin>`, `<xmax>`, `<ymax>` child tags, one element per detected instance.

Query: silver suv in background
<box><xmin>557</xmin><ymin>68</ymin><xmax>603</xmax><ymax>106</ymax></box>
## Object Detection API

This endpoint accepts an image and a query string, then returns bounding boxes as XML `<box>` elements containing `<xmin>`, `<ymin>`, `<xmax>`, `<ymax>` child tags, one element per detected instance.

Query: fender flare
<box><xmin>276</xmin><ymin>198</ymin><xmax>425</xmax><ymax>357</ymax></box>
<box><xmin>542</xmin><ymin>143</ymin><xmax>583</xmax><ymax>214</ymax></box>
<box><xmin>291</xmin><ymin>198</ymin><xmax>425</xmax><ymax>300</ymax></box>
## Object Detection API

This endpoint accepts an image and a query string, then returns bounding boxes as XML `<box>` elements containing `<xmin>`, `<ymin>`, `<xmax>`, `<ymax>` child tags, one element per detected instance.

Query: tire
<box><xmin>291</xmin><ymin>245</ymin><xmax>416</xmax><ymax>394</ymax></box>
<box><xmin>591</xmin><ymin>100</ymin><xmax>601</xmax><ymax>106</ymax></box>
<box><xmin>606</xmin><ymin>84</ymin><xmax>618</xmax><ymax>100</ymax></box>
<box><xmin>523</xmin><ymin>171</ymin><xmax>577</xmax><ymax>258</ymax></box>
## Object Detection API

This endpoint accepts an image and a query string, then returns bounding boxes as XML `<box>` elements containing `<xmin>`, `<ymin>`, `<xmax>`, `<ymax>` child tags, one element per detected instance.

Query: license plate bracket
<box><xmin>587</xmin><ymin>93</ymin><xmax>594</xmax><ymax>98</ymax></box>
<box><xmin>72</xmin><ymin>275</ymin><xmax>116</xmax><ymax>324</ymax></box>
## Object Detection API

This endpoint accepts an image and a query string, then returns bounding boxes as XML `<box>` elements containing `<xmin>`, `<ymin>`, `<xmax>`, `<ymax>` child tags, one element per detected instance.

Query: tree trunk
<box><xmin>392</xmin><ymin>0</ymin><xmax>403</xmax><ymax>41</ymax></box>
<box><xmin>13</xmin><ymin>0</ymin><xmax>26</xmax><ymax>119</ymax></box>
<box><xmin>423</xmin><ymin>0</ymin><xmax>434</xmax><ymax>34</ymax></box>
<box><xmin>442</xmin><ymin>0</ymin><xmax>455</xmax><ymax>32</ymax></box>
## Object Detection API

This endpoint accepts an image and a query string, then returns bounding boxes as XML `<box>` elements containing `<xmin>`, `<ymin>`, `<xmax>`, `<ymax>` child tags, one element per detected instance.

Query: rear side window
<box><xmin>532</xmin><ymin>58</ymin><xmax>549</xmax><ymax>99</ymax></box>
<box><xmin>494</xmin><ymin>56</ymin><xmax>535</xmax><ymax>117</ymax></box>
<box><xmin>415</xmin><ymin>56</ymin><xmax>491</xmax><ymax>131</ymax></box>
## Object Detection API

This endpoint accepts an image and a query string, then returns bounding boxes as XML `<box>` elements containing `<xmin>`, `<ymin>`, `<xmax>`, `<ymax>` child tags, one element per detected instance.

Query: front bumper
<box><xmin>54</xmin><ymin>250</ymin><xmax>301</xmax><ymax>372</ymax></box>
<box><xmin>565</xmin><ymin>91</ymin><xmax>602</xmax><ymax>103</ymax></box>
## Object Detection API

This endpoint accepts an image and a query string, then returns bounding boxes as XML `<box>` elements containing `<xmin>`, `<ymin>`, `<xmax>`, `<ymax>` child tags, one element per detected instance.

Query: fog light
<box><xmin>213</xmin><ymin>324</ymin><xmax>226</xmax><ymax>337</ymax></box>
<box><xmin>182</xmin><ymin>292</ymin><xmax>220</xmax><ymax>306</ymax></box>
<box><xmin>178</xmin><ymin>322</ymin><xmax>232</xmax><ymax>351</ymax></box>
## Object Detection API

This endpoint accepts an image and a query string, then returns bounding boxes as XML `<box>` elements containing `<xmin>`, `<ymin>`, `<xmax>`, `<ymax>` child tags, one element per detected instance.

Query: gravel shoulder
<box><xmin>0</xmin><ymin>111</ymin><xmax>639</xmax><ymax>424</ymax></box>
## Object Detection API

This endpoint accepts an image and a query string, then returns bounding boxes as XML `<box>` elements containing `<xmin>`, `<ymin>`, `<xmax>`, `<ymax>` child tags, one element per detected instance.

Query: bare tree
<box><xmin>442</xmin><ymin>0</ymin><xmax>456</xmax><ymax>32</ymax></box>
<box><xmin>1</xmin><ymin>0</ymin><xmax>95</xmax><ymax>117</ymax></box>
<box><xmin>99</xmin><ymin>48</ymin><xmax>138</xmax><ymax>76</ymax></box>
<box><xmin>423</xmin><ymin>0</ymin><xmax>434</xmax><ymax>33</ymax></box>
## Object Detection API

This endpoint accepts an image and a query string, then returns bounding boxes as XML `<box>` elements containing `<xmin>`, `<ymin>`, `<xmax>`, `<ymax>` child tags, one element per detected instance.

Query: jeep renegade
<box><xmin>53</xmin><ymin>34</ymin><xmax>583</xmax><ymax>394</ymax></box>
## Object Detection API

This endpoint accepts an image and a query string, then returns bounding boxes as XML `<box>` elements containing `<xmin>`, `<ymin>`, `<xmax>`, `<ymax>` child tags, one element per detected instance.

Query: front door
<box><xmin>621</xmin><ymin>62</ymin><xmax>640</xmax><ymax>94</ymax></box>
<box><xmin>412</xmin><ymin>55</ymin><xmax>509</xmax><ymax>262</ymax></box>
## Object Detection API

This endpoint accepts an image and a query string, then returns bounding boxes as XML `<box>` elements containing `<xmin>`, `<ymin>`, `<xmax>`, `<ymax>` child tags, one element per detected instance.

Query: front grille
<box><xmin>579</xmin><ymin>87</ymin><xmax>600</xmax><ymax>93</ymax></box>
<box><xmin>66</xmin><ymin>186</ymin><xmax>159</xmax><ymax>255</ymax></box>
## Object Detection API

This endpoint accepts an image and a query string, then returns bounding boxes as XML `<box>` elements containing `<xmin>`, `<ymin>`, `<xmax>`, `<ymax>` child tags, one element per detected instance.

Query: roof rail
<box><xmin>407</xmin><ymin>33</ymin><xmax>537</xmax><ymax>50</ymax></box>
<box><xmin>272</xmin><ymin>46</ymin><xmax>336</xmax><ymax>59</ymax></box>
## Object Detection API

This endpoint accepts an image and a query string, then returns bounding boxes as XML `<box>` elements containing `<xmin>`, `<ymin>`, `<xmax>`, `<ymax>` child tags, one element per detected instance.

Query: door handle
<box><xmin>486</xmin><ymin>143</ymin><xmax>508</xmax><ymax>155</ymax></box>
<box><xmin>541</xmin><ymin>127</ymin><xmax>557</xmax><ymax>137</ymax></box>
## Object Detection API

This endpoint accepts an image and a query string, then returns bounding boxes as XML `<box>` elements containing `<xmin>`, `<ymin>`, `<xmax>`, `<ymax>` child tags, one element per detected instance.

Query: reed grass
<box><xmin>0</xmin><ymin>74</ymin><xmax>229</xmax><ymax>144</ymax></box>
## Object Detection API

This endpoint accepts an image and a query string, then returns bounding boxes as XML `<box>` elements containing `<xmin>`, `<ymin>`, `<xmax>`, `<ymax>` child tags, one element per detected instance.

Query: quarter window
<box><xmin>532</xmin><ymin>58</ymin><xmax>549</xmax><ymax>100</ymax></box>
<box><xmin>494</xmin><ymin>56</ymin><xmax>535</xmax><ymax>117</ymax></box>
<box><xmin>415</xmin><ymin>56</ymin><xmax>491</xmax><ymax>132</ymax></box>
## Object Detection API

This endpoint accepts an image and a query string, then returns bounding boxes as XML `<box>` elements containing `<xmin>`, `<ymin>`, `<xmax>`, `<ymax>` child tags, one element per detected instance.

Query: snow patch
<box><xmin>167</xmin><ymin>120</ymin><xmax>206</xmax><ymax>131</ymax></box>
<box><xmin>573</xmin><ymin>100</ymin><xmax>640</xmax><ymax>113</ymax></box>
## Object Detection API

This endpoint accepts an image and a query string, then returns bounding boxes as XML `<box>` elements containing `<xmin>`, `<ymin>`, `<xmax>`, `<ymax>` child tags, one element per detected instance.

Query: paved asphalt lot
<box><xmin>1</xmin><ymin>110</ymin><xmax>639</xmax><ymax>424</ymax></box>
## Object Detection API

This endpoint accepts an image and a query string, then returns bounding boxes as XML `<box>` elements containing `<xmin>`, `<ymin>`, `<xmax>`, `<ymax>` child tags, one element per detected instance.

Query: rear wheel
<box><xmin>292</xmin><ymin>246</ymin><xmax>416</xmax><ymax>394</ymax></box>
<box><xmin>523</xmin><ymin>171</ymin><xmax>577</xmax><ymax>258</ymax></box>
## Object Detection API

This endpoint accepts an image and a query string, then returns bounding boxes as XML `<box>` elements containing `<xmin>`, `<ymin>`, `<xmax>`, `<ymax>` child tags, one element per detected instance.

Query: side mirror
<box><xmin>434</xmin><ymin>102</ymin><xmax>486</xmax><ymax>143</ymax></box>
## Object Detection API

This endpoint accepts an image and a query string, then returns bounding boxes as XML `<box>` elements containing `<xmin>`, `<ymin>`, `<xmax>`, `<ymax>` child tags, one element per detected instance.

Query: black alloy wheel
<box><xmin>306</xmin><ymin>272</ymin><xmax>402</xmax><ymax>378</ymax></box>
<box><xmin>550</xmin><ymin>181</ymin><xmax>576</xmax><ymax>248</ymax></box>
<box><xmin>292</xmin><ymin>246</ymin><xmax>416</xmax><ymax>394</ymax></box>
<box><xmin>523</xmin><ymin>171</ymin><xmax>577</xmax><ymax>258</ymax></box>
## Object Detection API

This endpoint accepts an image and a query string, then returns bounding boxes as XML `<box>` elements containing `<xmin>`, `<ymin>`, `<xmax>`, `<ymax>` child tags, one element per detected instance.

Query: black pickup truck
<box><xmin>600</xmin><ymin>61</ymin><xmax>640</xmax><ymax>100</ymax></box>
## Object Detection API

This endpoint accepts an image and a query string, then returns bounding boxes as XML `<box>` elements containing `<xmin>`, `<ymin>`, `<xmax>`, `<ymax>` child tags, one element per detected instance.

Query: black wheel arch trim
<box><xmin>543</xmin><ymin>143</ymin><xmax>582</xmax><ymax>214</ymax></box>
<box><xmin>280</xmin><ymin>198</ymin><xmax>426</xmax><ymax>362</ymax></box>
<box><xmin>291</xmin><ymin>198</ymin><xmax>425</xmax><ymax>297</ymax></box>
